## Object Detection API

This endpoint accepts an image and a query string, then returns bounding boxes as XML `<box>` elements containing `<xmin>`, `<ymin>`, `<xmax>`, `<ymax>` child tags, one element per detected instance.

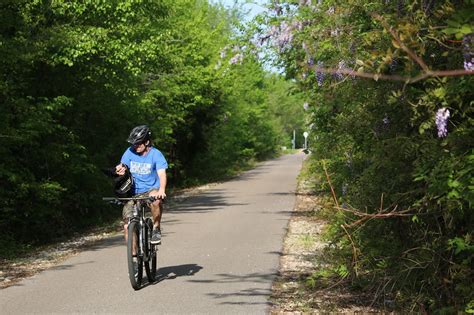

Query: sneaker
<box><xmin>151</xmin><ymin>228</ymin><xmax>162</xmax><ymax>245</ymax></box>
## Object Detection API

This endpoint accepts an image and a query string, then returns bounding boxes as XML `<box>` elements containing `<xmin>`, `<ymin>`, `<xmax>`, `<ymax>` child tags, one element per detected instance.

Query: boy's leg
<box><xmin>149</xmin><ymin>190</ymin><xmax>163</xmax><ymax>244</ymax></box>
<box><xmin>122</xmin><ymin>200</ymin><xmax>134</xmax><ymax>242</ymax></box>
<box><xmin>150</xmin><ymin>199</ymin><xmax>162</xmax><ymax>229</ymax></box>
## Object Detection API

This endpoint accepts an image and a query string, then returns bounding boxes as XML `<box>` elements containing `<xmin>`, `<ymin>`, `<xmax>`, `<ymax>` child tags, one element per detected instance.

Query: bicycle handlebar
<box><xmin>102</xmin><ymin>196</ymin><xmax>164</xmax><ymax>202</ymax></box>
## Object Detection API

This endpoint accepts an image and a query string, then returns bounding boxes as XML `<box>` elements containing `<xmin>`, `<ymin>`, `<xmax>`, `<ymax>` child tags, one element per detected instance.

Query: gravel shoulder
<box><xmin>270</xmin><ymin>156</ymin><xmax>382</xmax><ymax>314</ymax></box>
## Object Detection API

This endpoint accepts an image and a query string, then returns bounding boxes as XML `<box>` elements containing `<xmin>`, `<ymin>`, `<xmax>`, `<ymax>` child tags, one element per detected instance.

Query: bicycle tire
<box><xmin>127</xmin><ymin>221</ymin><xmax>143</xmax><ymax>290</ymax></box>
<box><xmin>144</xmin><ymin>218</ymin><xmax>157</xmax><ymax>282</ymax></box>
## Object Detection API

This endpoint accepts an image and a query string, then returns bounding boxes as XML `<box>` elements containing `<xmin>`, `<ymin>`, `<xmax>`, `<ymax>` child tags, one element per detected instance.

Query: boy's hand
<box><xmin>150</xmin><ymin>189</ymin><xmax>166</xmax><ymax>200</ymax></box>
<box><xmin>115</xmin><ymin>163</ymin><xmax>126</xmax><ymax>176</ymax></box>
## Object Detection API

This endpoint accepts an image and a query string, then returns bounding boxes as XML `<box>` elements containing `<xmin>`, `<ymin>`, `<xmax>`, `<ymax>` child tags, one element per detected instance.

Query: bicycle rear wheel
<box><xmin>144</xmin><ymin>218</ymin><xmax>157</xmax><ymax>282</ymax></box>
<box><xmin>127</xmin><ymin>221</ymin><xmax>143</xmax><ymax>290</ymax></box>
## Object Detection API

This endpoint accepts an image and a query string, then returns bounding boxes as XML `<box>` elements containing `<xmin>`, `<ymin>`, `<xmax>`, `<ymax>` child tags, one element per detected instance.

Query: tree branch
<box><xmin>302</xmin><ymin>13</ymin><xmax>474</xmax><ymax>84</ymax></box>
<box><xmin>307</xmin><ymin>65</ymin><xmax>474</xmax><ymax>84</ymax></box>
<box><xmin>371</xmin><ymin>13</ymin><xmax>429</xmax><ymax>72</ymax></box>
<box><xmin>341</xmin><ymin>224</ymin><xmax>359</xmax><ymax>277</ymax></box>
<box><xmin>322</xmin><ymin>160</ymin><xmax>339</xmax><ymax>208</ymax></box>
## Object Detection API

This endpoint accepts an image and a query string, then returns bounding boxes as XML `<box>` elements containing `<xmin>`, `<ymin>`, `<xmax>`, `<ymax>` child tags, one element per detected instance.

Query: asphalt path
<box><xmin>0</xmin><ymin>153</ymin><xmax>304</xmax><ymax>314</ymax></box>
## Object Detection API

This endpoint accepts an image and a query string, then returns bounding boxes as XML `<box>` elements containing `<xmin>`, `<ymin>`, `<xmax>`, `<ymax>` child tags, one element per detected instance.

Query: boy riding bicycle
<box><xmin>115</xmin><ymin>125</ymin><xmax>168</xmax><ymax>245</ymax></box>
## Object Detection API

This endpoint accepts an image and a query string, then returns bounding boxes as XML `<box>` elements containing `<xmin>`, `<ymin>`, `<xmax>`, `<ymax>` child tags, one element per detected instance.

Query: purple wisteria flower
<box><xmin>316</xmin><ymin>61</ymin><xmax>325</xmax><ymax>86</ymax></box>
<box><xmin>291</xmin><ymin>20</ymin><xmax>303</xmax><ymax>31</ymax></box>
<box><xmin>334</xmin><ymin>60</ymin><xmax>346</xmax><ymax>80</ymax></box>
<box><xmin>299</xmin><ymin>0</ymin><xmax>312</xmax><ymax>6</ymax></box>
<box><xmin>330</xmin><ymin>28</ymin><xmax>340</xmax><ymax>37</ymax></box>
<box><xmin>463</xmin><ymin>33</ymin><xmax>474</xmax><ymax>71</ymax></box>
<box><xmin>276</xmin><ymin>22</ymin><xmax>293</xmax><ymax>48</ymax></box>
<box><xmin>390</xmin><ymin>58</ymin><xmax>398</xmax><ymax>73</ymax></box>
<box><xmin>229</xmin><ymin>53</ymin><xmax>243</xmax><ymax>65</ymax></box>
<box><xmin>435</xmin><ymin>108</ymin><xmax>450</xmax><ymax>138</ymax></box>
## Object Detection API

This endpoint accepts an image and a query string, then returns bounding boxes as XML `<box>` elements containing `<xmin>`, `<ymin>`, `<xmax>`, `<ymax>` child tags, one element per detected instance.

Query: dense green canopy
<box><xmin>249</xmin><ymin>0</ymin><xmax>473</xmax><ymax>312</ymax></box>
<box><xmin>0</xmin><ymin>0</ymin><xmax>304</xmax><ymax>256</ymax></box>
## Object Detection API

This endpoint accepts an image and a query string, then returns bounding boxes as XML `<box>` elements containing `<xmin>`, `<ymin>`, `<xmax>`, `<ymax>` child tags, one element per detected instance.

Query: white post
<box><xmin>303</xmin><ymin>131</ymin><xmax>309</xmax><ymax>149</ymax></box>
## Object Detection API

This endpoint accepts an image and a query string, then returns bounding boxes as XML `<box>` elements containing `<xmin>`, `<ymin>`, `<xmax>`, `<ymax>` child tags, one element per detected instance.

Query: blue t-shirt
<box><xmin>120</xmin><ymin>147</ymin><xmax>168</xmax><ymax>194</ymax></box>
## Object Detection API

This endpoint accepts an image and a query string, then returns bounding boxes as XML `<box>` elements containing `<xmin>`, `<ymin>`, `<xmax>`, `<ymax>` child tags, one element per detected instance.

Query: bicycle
<box><xmin>103</xmin><ymin>195</ymin><xmax>159</xmax><ymax>290</ymax></box>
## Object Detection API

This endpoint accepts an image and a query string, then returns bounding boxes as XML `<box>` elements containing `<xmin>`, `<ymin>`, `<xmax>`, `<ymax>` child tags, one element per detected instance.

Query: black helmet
<box><xmin>127</xmin><ymin>125</ymin><xmax>151</xmax><ymax>145</ymax></box>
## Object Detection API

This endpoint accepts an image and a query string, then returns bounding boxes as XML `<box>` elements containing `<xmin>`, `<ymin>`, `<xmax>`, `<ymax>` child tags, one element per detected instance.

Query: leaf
<box><xmin>448</xmin><ymin>179</ymin><xmax>461</xmax><ymax>188</ymax></box>
<box><xmin>433</xmin><ymin>87</ymin><xmax>446</xmax><ymax>99</ymax></box>
<box><xmin>446</xmin><ymin>20</ymin><xmax>461</xmax><ymax>28</ymax></box>
<box><xmin>391</xmin><ymin>39</ymin><xmax>400</xmax><ymax>49</ymax></box>
<box><xmin>442</xmin><ymin>28</ymin><xmax>459</xmax><ymax>35</ymax></box>
<box><xmin>460</xmin><ymin>24</ymin><xmax>473</xmax><ymax>34</ymax></box>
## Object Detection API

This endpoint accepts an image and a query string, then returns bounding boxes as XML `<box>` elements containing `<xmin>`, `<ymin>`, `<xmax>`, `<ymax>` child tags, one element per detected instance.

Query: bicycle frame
<box><xmin>103</xmin><ymin>195</ymin><xmax>158</xmax><ymax>289</ymax></box>
<box><xmin>128</xmin><ymin>199</ymin><xmax>151</xmax><ymax>261</ymax></box>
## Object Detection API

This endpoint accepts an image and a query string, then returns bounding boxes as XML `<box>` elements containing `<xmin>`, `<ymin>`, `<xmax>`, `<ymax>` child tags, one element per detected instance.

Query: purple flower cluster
<box><xmin>463</xmin><ymin>33</ymin><xmax>474</xmax><ymax>71</ymax></box>
<box><xmin>267</xmin><ymin>23</ymin><xmax>292</xmax><ymax>50</ymax></box>
<box><xmin>299</xmin><ymin>0</ymin><xmax>312</xmax><ymax>6</ymax></box>
<box><xmin>229</xmin><ymin>53</ymin><xmax>243</xmax><ymax>65</ymax></box>
<box><xmin>330</xmin><ymin>28</ymin><xmax>340</xmax><ymax>37</ymax></box>
<box><xmin>334</xmin><ymin>60</ymin><xmax>346</xmax><ymax>80</ymax></box>
<box><xmin>267</xmin><ymin>20</ymin><xmax>304</xmax><ymax>51</ymax></box>
<box><xmin>435</xmin><ymin>108</ymin><xmax>450</xmax><ymax>138</ymax></box>
<box><xmin>316</xmin><ymin>61</ymin><xmax>325</xmax><ymax>86</ymax></box>
<box><xmin>390</xmin><ymin>58</ymin><xmax>398</xmax><ymax>73</ymax></box>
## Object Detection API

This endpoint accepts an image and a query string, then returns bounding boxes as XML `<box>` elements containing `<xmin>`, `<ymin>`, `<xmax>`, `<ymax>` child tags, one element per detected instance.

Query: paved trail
<box><xmin>0</xmin><ymin>153</ymin><xmax>304</xmax><ymax>314</ymax></box>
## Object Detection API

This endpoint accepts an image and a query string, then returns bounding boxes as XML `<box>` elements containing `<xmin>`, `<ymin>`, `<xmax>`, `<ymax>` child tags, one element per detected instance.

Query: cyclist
<box><xmin>115</xmin><ymin>125</ymin><xmax>168</xmax><ymax>245</ymax></box>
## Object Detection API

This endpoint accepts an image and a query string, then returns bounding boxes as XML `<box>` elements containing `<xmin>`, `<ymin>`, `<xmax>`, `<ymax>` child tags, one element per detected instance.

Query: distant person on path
<box><xmin>115</xmin><ymin>125</ymin><xmax>168</xmax><ymax>245</ymax></box>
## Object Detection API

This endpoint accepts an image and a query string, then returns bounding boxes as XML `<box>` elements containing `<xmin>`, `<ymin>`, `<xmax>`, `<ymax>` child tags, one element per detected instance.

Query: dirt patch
<box><xmin>269</xmin><ymin>159</ymin><xmax>382</xmax><ymax>314</ymax></box>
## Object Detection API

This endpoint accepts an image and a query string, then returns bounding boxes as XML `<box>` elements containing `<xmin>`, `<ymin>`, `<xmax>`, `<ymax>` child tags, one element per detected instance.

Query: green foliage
<box><xmin>0</xmin><ymin>0</ymin><xmax>299</xmax><ymax>258</ymax></box>
<box><xmin>251</xmin><ymin>0</ymin><xmax>474</xmax><ymax>312</ymax></box>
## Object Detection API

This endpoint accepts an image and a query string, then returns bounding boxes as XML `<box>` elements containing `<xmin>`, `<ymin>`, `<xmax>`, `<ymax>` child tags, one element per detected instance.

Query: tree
<box><xmin>250</xmin><ymin>0</ymin><xmax>474</xmax><ymax>311</ymax></box>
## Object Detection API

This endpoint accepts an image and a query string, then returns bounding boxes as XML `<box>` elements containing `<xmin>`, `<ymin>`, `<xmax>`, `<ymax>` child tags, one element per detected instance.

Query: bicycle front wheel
<box><xmin>127</xmin><ymin>221</ymin><xmax>143</xmax><ymax>290</ymax></box>
<box><xmin>144</xmin><ymin>218</ymin><xmax>157</xmax><ymax>282</ymax></box>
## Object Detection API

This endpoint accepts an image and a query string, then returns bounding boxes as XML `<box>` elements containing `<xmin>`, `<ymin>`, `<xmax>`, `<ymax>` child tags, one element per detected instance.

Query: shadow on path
<box><xmin>155</xmin><ymin>264</ymin><xmax>203</xmax><ymax>283</ymax></box>
<box><xmin>167</xmin><ymin>189</ymin><xmax>247</xmax><ymax>214</ymax></box>
<box><xmin>189</xmin><ymin>271</ymin><xmax>277</xmax><ymax>306</ymax></box>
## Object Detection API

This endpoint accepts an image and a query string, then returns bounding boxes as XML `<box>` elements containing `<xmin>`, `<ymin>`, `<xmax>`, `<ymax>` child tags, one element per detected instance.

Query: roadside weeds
<box><xmin>269</xmin><ymin>156</ymin><xmax>384</xmax><ymax>314</ymax></box>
